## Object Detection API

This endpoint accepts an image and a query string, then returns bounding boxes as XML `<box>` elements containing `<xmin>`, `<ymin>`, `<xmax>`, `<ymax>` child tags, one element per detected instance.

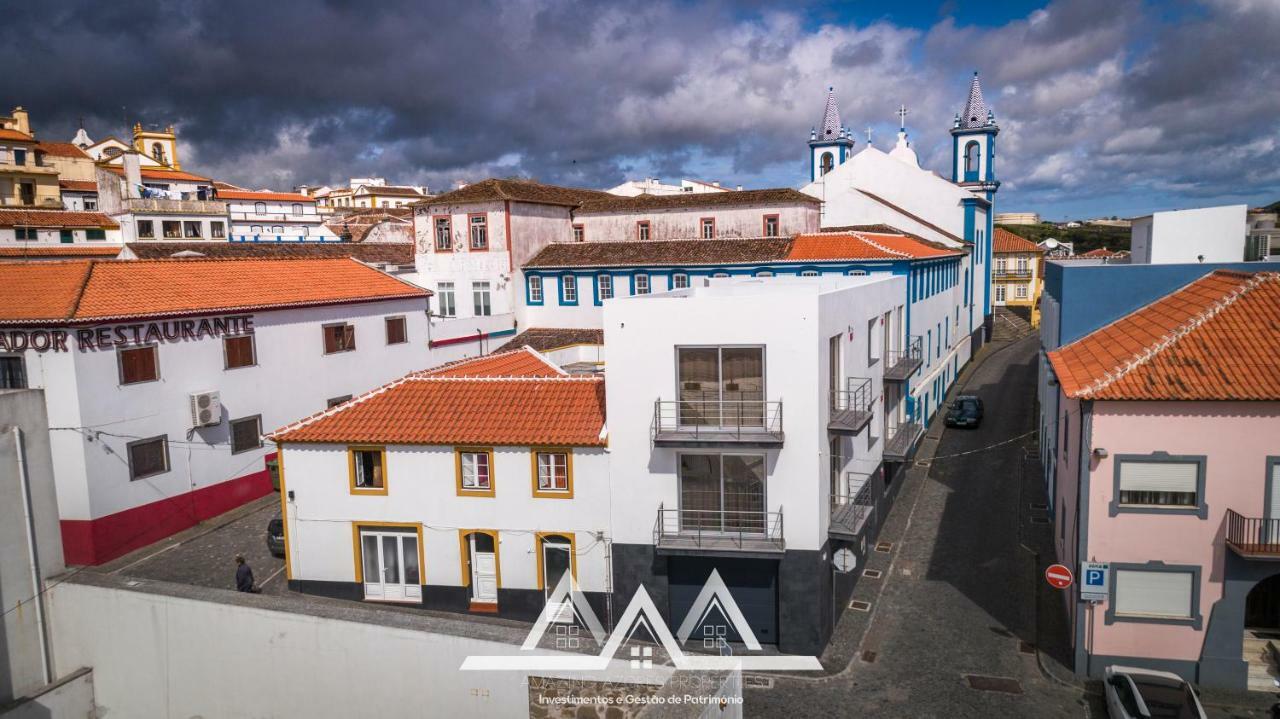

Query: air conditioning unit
<box><xmin>189</xmin><ymin>391</ymin><xmax>222</xmax><ymax>428</ymax></box>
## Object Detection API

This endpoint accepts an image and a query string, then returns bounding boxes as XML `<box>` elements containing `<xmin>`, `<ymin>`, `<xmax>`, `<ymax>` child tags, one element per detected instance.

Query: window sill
<box><xmin>457</xmin><ymin>488</ymin><xmax>496</xmax><ymax>498</ymax></box>
<box><xmin>533</xmin><ymin>490</ymin><xmax>574</xmax><ymax>499</ymax></box>
<box><xmin>350</xmin><ymin>487</ymin><xmax>388</xmax><ymax>496</ymax></box>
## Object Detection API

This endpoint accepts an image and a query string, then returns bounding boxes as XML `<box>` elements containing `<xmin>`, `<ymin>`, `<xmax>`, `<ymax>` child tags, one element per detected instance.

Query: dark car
<box><xmin>266</xmin><ymin>516</ymin><xmax>286</xmax><ymax>558</ymax></box>
<box><xmin>944</xmin><ymin>396</ymin><xmax>984</xmax><ymax>428</ymax></box>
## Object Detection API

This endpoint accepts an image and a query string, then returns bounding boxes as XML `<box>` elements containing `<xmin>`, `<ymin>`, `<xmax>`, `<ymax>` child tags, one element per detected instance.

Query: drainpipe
<box><xmin>13</xmin><ymin>426</ymin><xmax>53</xmax><ymax>685</ymax></box>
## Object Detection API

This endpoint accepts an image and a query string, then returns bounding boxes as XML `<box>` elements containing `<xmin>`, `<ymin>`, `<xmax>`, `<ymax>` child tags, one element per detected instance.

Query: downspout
<box><xmin>13</xmin><ymin>426</ymin><xmax>53</xmax><ymax>685</ymax></box>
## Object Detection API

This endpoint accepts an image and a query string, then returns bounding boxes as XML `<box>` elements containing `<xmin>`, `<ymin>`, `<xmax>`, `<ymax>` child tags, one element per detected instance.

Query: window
<box><xmin>385</xmin><ymin>316</ymin><xmax>407</xmax><ymax>345</ymax></box>
<box><xmin>223</xmin><ymin>335</ymin><xmax>256</xmax><ymax>369</ymax></box>
<box><xmin>712</xmin><ymin>272</ymin><xmax>730</xmax><ymax>278</ymax></box>
<box><xmin>250</xmin><ymin>225</ymin><xmax>263</xmax><ymax>235</ymax></box>
<box><xmin>323</xmin><ymin>323</ymin><xmax>356</xmax><ymax>354</ymax></box>
<box><xmin>763</xmin><ymin>214</ymin><xmax>780</xmax><ymax>237</ymax></box>
<box><xmin>254</xmin><ymin>201</ymin><xmax>267</xmax><ymax>214</ymax></box>
<box><xmin>1017</xmin><ymin>256</ymin><xmax>1029</xmax><ymax>272</ymax></box>
<box><xmin>994</xmin><ymin>285</ymin><xmax>1006</xmax><ymax>302</ymax></box>
<box><xmin>472</xmin><ymin>281</ymin><xmax>492</xmax><ymax>316</ymax></box>
<box><xmin>1113</xmin><ymin>569</ymin><xmax>1195</xmax><ymax>621</ymax></box>
<box><xmin>18</xmin><ymin>181</ymin><xmax>34</xmax><ymax>204</ymax></box>
<box><xmin>151</xmin><ymin>142</ymin><xmax>167</xmax><ymax>164</ymax></box>
<box><xmin>1016</xmin><ymin>285</ymin><xmax>1028</xmax><ymax>299</ymax></box>
<box><xmin>635</xmin><ymin>274</ymin><xmax>650</xmax><ymax>294</ymax></box>
<box><xmin>672</xmin><ymin>273</ymin><xmax>689</xmax><ymax>289</ymax></box>
<box><xmin>15</xmin><ymin>228</ymin><xmax>36</xmax><ymax>241</ymax></box>
<box><xmin>457</xmin><ymin>448</ymin><xmax>495</xmax><ymax>496</ymax></box>
<box><xmin>0</xmin><ymin>356</ymin><xmax>26</xmax><ymax>389</ymax></box>
<box><xmin>678</xmin><ymin>453</ymin><xmax>766</xmax><ymax>533</ymax></box>
<box><xmin>848</xmin><ymin>269</ymin><xmax>867</xmax><ymax>276</ymax></box>
<box><xmin>271</xmin><ymin>225</ymin><xmax>283</xmax><ymax>235</ymax></box>
<box><xmin>127</xmin><ymin>436</ymin><xmax>170</xmax><ymax>480</ymax></box>
<box><xmin>118</xmin><ymin>345</ymin><xmax>159</xmax><ymax>384</ymax></box>
<box><xmin>83</xmin><ymin>197</ymin><xmax>97</xmax><ymax>211</ymax></box>
<box><xmin>327</xmin><ymin>395</ymin><xmax>352</xmax><ymax>408</ymax></box>
<box><xmin>162</xmin><ymin>220</ymin><xmax>181</xmax><ymax>239</ymax></box>
<box><xmin>596</xmin><ymin>274</ymin><xmax>613</xmax><ymax>301</ymax></box>
<box><xmin>358</xmin><ymin>526</ymin><xmax>422</xmax><ymax>602</ymax></box>
<box><xmin>800</xmin><ymin>270</ymin><xmax>819</xmax><ymax>277</ymax></box>
<box><xmin>677</xmin><ymin>346</ymin><xmax>765</xmax><ymax>427</ymax></box>
<box><xmin>292</xmin><ymin>203</ymin><xmax>303</xmax><ymax>215</ymax></box>
<box><xmin>532</xmin><ymin>449</ymin><xmax>572</xmax><ymax>497</ymax></box>
<box><xmin>562</xmin><ymin>275</ymin><xmax>578</xmax><ymax>303</ymax></box>
<box><xmin>700</xmin><ymin>218</ymin><xmax>715</xmax><ymax>239</ymax></box>
<box><xmin>230</xmin><ymin>416</ymin><xmax>262</xmax><ymax>454</ymax></box>
<box><xmin>434</xmin><ymin>216</ymin><xmax>452</xmax><ymax>251</ymax></box>
<box><xmin>348</xmin><ymin>446</ymin><xmax>387</xmax><ymax>493</ymax></box>
<box><xmin>528</xmin><ymin>276</ymin><xmax>543</xmax><ymax>303</ymax></box>
<box><xmin>84</xmin><ymin>228</ymin><xmax>105</xmax><ymax>241</ymax></box>
<box><xmin>183</xmin><ymin>221</ymin><xmax>202</xmax><ymax>238</ymax></box>
<box><xmin>1114</xmin><ymin>456</ymin><xmax>1204</xmax><ymax>513</ymax></box>
<box><xmin>13</xmin><ymin>149</ymin><xmax>26</xmax><ymax>166</ymax></box>
<box><xmin>210</xmin><ymin>221</ymin><xmax>225</xmax><ymax>239</ymax></box>
<box><xmin>136</xmin><ymin>220</ymin><xmax>155</xmax><ymax>239</ymax></box>
<box><xmin>964</xmin><ymin>141</ymin><xmax>980</xmax><ymax>178</ymax></box>
<box><xmin>636</xmin><ymin>221</ymin><xmax>651</xmax><ymax>241</ymax></box>
<box><xmin>436</xmin><ymin>282</ymin><xmax>456</xmax><ymax>317</ymax></box>
<box><xmin>469</xmin><ymin>214</ymin><xmax>488</xmax><ymax>250</ymax></box>
<box><xmin>572</xmin><ymin>224</ymin><xmax>584</xmax><ymax>242</ymax></box>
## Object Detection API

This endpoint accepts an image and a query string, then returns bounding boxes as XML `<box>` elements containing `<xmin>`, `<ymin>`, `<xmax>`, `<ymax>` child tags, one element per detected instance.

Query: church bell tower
<box><xmin>809</xmin><ymin>87</ymin><xmax>855</xmax><ymax>183</ymax></box>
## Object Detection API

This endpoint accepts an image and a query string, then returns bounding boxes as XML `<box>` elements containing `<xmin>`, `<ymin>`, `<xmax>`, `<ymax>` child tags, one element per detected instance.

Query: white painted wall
<box><xmin>602</xmin><ymin>276</ymin><xmax>903</xmax><ymax>550</ymax></box>
<box><xmin>576</xmin><ymin>203</ymin><xmax>818</xmax><ymax>242</ymax></box>
<box><xmin>1129</xmin><ymin>205</ymin><xmax>1248</xmax><ymax>264</ymax></box>
<box><xmin>280</xmin><ymin>442</ymin><xmax>612</xmax><ymax>593</ymax></box>
<box><xmin>0</xmin><ymin>226</ymin><xmax>121</xmax><ymax>243</ymax></box>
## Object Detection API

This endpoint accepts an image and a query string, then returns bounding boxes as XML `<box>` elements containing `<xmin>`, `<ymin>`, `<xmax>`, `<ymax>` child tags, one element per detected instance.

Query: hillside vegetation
<box><xmin>996</xmin><ymin>223</ymin><xmax>1131</xmax><ymax>254</ymax></box>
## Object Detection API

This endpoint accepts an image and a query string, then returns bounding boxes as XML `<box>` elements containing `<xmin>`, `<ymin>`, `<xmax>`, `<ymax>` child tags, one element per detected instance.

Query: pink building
<box><xmin>1047</xmin><ymin>269</ymin><xmax>1280</xmax><ymax>691</ymax></box>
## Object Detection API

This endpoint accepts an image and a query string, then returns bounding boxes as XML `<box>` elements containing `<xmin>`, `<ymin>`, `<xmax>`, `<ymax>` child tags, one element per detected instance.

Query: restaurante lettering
<box><xmin>0</xmin><ymin>315</ymin><xmax>254</xmax><ymax>352</ymax></box>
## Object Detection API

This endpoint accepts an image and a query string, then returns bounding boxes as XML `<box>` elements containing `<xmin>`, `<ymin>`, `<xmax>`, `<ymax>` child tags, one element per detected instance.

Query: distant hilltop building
<box><xmin>995</xmin><ymin>212</ymin><xmax>1040</xmax><ymax>226</ymax></box>
<box><xmin>605</xmin><ymin>178</ymin><xmax>739</xmax><ymax>196</ymax></box>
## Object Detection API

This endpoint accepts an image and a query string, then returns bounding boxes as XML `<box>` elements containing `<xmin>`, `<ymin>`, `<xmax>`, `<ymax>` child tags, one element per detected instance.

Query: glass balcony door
<box><xmin>677</xmin><ymin>346</ymin><xmax>764</xmax><ymax>427</ymax></box>
<box><xmin>679</xmin><ymin>453</ymin><xmax>766</xmax><ymax>534</ymax></box>
<box><xmin>360</xmin><ymin>529</ymin><xmax>421</xmax><ymax>602</ymax></box>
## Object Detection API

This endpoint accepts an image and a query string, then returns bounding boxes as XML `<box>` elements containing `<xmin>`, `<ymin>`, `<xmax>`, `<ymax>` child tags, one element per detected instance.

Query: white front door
<box><xmin>994</xmin><ymin>284</ymin><xmax>1007</xmax><ymax>305</ymax></box>
<box><xmin>541</xmin><ymin>536</ymin><xmax>574</xmax><ymax>623</ymax></box>
<box><xmin>469</xmin><ymin>533</ymin><xmax>498</xmax><ymax>602</ymax></box>
<box><xmin>361</xmin><ymin>530</ymin><xmax>421</xmax><ymax>602</ymax></box>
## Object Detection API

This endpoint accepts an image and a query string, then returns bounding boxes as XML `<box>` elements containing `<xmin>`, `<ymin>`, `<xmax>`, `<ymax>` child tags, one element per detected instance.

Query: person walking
<box><xmin>235</xmin><ymin>554</ymin><xmax>259</xmax><ymax>593</ymax></box>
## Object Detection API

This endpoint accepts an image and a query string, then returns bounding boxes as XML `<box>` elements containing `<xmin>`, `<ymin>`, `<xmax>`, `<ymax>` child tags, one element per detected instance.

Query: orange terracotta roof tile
<box><xmin>217</xmin><ymin>190</ymin><xmax>316</xmax><ymax>203</ymax></box>
<box><xmin>787</xmin><ymin>231</ymin><xmax>963</xmax><ymax>261</ymax></box>
<box><xmin>269</xmin><ymin>375</ymin><xmax>606</xmax><ymax>446</ymax></box>
<box><xmin>993</xmin><ymin>228</ymin><xmax>1044</xmax><ymax>254</ymax></box>
<box><xmin>58</xmin><ymin>180</ymin><xmax>98</xmax><ymax>192</ymax></box>
<box><xmin>0</xmin><ymin>128</ymin><xmax>34</xmax><ymax>142</ymax></box>
<box><xmin>104</xmin><ymin>166</ymin><xmax>212</xmax><ymax>183</ymax></box>
<box><xmin>0</xmin><ymin>209</ymin><xmax>118</xmax><ymax>229</ymax></box>
<box><xmin>0</xmin><ymin>258</ymin><xmax>429</xmax><ymax>324</ymax></box>
<box><xmin>0</xmin><ymin>246</ymin><xmax>121</xmax><ymax>259</ymax></box>
<box><xmin>1048</xmin><ymin>270</ymin><xmax>1280</xmax><ymax>401</ymax></box>
<box><xmin>36</xmin><ymin>141</ymin><xmax>91</xmax><ymax>159</ymax></box>
<box><xmin>422</xmin><ymin>346</ymin><xmax>565</xmax><ymax>378</ymax></box>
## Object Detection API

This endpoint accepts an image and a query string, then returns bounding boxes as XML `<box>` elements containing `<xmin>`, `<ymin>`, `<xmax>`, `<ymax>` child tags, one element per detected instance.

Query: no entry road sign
<box><xmin>1045</xmin><ymin>564</ymin><xmax>1074</xmax><ymax>589</ymax></box>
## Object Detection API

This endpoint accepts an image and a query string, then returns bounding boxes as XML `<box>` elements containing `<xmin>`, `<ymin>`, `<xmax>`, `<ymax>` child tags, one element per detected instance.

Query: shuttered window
<box><xmin>1118</xmin><ymin>460</ymin><xmax>1199</xmax><ymax>507</ymax></box>
<box><xmin>1114</xmin><ymin>570</ymin><xmax>1194</xmax><ymax>619</ymax></box>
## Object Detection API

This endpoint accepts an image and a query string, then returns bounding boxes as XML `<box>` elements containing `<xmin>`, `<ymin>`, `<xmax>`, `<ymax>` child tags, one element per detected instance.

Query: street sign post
<box><xmin>1045</xmin><ymin>563</ymin><xmax>1074</xmax><ymax>590</ymax></box>
<box><xmin>1080</xmin><ymin>562</ymin><xmax>1109</xmax><ymax>601</ymax></box>
<box><xmin>832</xmin><ymin>547</ymin><xmax>857</xmax><ymax>573</ymax></box>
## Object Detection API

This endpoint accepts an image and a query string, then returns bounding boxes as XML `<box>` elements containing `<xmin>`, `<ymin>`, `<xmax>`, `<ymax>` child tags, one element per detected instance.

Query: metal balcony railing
<box><xmin>651</xmin><ymin>399</ymin><xmax>784</xmax><ymax>445</ymax></box>
<box><xmin>830</xmin><ymin>377</ymin><xmax>873</xmax><ymax>434</ymax></box>
<box><xmin>884</xmin><ymin>336</ymin><xmax>923</xmax><ymax>381</ymax></box>
<box><xmin>884</xmin><ymin>417</ymin><xmax>923</xmax><ymax>462</ymax></box>
<box><xmin>653</xmin><ymin>503</ymin><xmax>784</xmax><ymax>554</ymax></box>
<box><xmin>993</xmin><ymin>268</ymin><xmax>1034</xmax><ymax>279</ymax></box>
<box><xmin>1225</xmin><ymin>509</ymin><xmax>1280</xmax><ymax>559</ymax></box>
<box><xmin>830</xmin><ymin>472</ymin><xmax>877</xmax><ymax>538</ymax></box>
<box><xmin>124</xmin><ymin>198</ymin><xmax>227</xmax><ymax>215</ymax></box>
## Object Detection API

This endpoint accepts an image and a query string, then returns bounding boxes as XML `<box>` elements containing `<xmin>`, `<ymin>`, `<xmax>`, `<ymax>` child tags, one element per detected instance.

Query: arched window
<box><xmin>254</xmin><ymin>202</ymin><xmax>267</xmax><ymax>214</ymax></box>
<box><xmin>820</xmin><ymin>152</ymin><xmax>835</xmax><ymax>176</ymax></box>
<box><xmin>964</xmin><ymin>141</ymin><xmax>980</xmax><ymax>181</ymax></box>
<box><xmin>151</xmin><ymin>142</ymin><xmax>167</xmax><ymax>165</ymax></box>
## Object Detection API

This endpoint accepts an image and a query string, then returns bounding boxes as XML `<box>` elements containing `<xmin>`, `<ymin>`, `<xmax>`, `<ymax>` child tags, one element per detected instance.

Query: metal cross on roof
<box><xmin>865</xmin><ymin>126</ymin><xmax>874</xmax><ymax>143</ymax></box>
<box><xmin>897</xmin><ymin>105</ymin><xmax>909</xmax><ymax>130</ymax></box>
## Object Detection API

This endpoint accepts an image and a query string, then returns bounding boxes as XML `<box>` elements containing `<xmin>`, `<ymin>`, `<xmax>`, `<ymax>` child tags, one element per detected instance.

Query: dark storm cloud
<box><xmin>0</xmin><ymin>0</ymin><xmax>1277</xmax><ymax>216</ymax></box>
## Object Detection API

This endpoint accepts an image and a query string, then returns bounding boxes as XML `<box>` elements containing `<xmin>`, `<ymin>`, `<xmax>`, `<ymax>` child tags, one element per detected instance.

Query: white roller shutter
<box><xmin>1269</xmin><ymin>462</ymin><xmax>1280</xmax><ymax>518</ymax></box>
<box><xmin>1114</xmin><ymin>570</ymin><xmax>1193</xmax><ymax>618</ymax></box>
<box><xmin>1118</xmin><ymin>461</ymin><xmax>1197</xmax><ymax>494</ymax></box>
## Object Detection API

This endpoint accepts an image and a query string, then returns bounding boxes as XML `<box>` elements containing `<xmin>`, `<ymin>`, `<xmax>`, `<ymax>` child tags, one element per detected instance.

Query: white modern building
<box><xmin>270</xmin><ymin>348</ymin><xmax>611</xmax><ymax>621</ymax></box>
<box><xmin>605</xmin><ymin>178</ymin><xmax>737</xmax><ymax>196</ymax></box>
<box><xmin>1129</xmin><ymin>205</ymin><xmax>1249</xmax><ymax>264</ymax></box>
<box><xmin>220</xmin><ymin>189</ymin><xmax>337</xmax><ymax>241</ymax></box>
<box><xmin>97</xmin><ymin>154</ymin><xmax>228</xmax><ymax>243</ymax></box>
<box><xmin>0</xmin><ymin>257</ymin><xmax>431</xmax><ymax>565</ymax></box>
<box><xmin>604</xmin><ymin>275</ymin><xmax>912</xmax><ymax>655</ymax></box>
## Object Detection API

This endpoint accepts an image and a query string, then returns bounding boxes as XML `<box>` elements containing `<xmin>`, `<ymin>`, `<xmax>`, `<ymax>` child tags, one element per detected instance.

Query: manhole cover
<box><xmin>1029</xmin><ymin>516</ymin><xmax>1050</xmax><ymax>525</ymax></box>
<box><xmin>964</xmin><ymin>675</ymin><xmax>1023</xmax><ymax>694</ymax></box>
<box><xmin>915</xmin><ymin>459</ymin><xmax>932</xmax><ymax>467</ymax></box>
<box><xmin>849</xmin><ymin>600</ymin><xmax>872</xmax><ymax>612</ymax></box>
<box><xmin>1019</xmin><ymin>641</ymin><xmax>1036</xmax><ymax>655</ymax></box>
<box><xmin>861</xmin><ymin>650</ymin><xmax>877</xmax><ymax>663</ymax></box>
<box><xmin>743</xmin><ymin>674</ymin><xmax>774</xmax><ymax>689</ymax></box>
<box><xmin>1029</xmin><ymin>502</ymin><xmax>1048</xmax><ymax>511</ymax></box>
<box><xmin>862</xmin><ymin>569</ymin><xmax>883</xmax><ymax>579</ymax></box>
<box><xmin>874</xmin><ymin>542</ymin><xmax>893</xmax><ymax>553</ymax></box>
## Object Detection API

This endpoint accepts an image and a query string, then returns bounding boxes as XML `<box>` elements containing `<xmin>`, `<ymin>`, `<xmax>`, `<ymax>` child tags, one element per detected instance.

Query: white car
<box><xmin>1104</xmin><ymin>665</ymin><xmax>1207</xmax><ymax>719</ymax></box>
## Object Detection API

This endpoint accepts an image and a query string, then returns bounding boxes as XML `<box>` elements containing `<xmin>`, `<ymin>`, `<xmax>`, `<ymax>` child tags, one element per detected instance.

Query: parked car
<box><xmin>266</xmin><ymin>516</ymin><xmax>286</xmax><ymax>558</ymax></box>
<box><xmin>944</xmin><ymin>395</ymin><xmax>984</xmax><ymax>428</ymax></box>
<box><xmin>1104</xmin><ymin>665</ymin><xmax>1206</xmax><ymax>718</ymax></box>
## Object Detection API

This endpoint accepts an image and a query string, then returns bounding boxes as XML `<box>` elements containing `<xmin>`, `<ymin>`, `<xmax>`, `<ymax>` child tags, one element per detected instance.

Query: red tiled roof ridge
<box><xmin>406</xmin><ymin>374</ymin><xmax>600</xmax><ymax>383</ymax></box>
<box><xmin>415</xmin><ymin>345</ymin><xmax>566</xmax><ymax>377</ymax></box>
<box><xmin>846</xmin><ymin>230</ymin><xmax>910</xmax><ymax>258</ymax></box>
<box><xmin>1068</xmin><ymin>271</ymin><xmax>1277</xmax><ymax>399</ymax></box>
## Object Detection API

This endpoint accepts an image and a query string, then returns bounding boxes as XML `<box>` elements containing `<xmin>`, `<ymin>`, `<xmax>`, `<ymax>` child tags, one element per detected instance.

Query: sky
<box><xmin>2</xmin><ymin>0</ymin><xmax>1277</xmax><ymax>219</ymax></box>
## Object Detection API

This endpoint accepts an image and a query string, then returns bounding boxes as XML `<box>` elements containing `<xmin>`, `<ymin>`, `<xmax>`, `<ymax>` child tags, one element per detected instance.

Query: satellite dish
<box><xmin>1043</xmin><ymin>238</ymin><xmax>1060</xmax><ymax>249</ymax></box>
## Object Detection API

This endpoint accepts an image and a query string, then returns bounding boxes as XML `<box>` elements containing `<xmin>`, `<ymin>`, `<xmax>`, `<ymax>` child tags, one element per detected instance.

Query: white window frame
<box><xmin>528</xmin><ymin>275</ymin><xmax>543</xmax><ymax>303</ymax></box>
<box><xmin>671</xmin><ymin>273</ymin><xmax>689</xmax><ymax>289</ymax></box>
<box><xmin>436</xmin><ymin>281</ymin><xmax>456</xmax><ymax>318</ymax></box>
<box><xmin>472</xmin><ymin>281</ymin><xmax>492</xmax><ymax>317</ymax></box>
<box><xmin>634</xmin><ymin>274</ymin><xmax>650</xmax><ymax>295</ymax></box>
<box><xmin>597</xmin><ymin>274</ymin><xmax>613</xmax><ymax>301</ymax></box>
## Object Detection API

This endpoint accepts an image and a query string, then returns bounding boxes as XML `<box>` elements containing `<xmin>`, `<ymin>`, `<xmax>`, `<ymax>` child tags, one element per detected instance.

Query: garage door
<box><xmin>668</xmin><ymin>557</ymin><xmax>777</xmax><ymax>645</ymax></box>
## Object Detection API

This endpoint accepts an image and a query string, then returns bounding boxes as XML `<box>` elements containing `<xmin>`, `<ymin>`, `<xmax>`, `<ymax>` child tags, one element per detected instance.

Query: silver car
<box><xmin>1104</xmin><ymin>665</ymin><xmax>1207</xmax><ymax>719</ymax></box>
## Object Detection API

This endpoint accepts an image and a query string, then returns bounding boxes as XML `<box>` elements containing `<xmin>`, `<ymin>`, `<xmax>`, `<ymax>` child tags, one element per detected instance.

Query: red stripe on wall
<box><xmin>60</xmin><ymin>468</ymin><xmax>274</xmax><ymax>566</ymax></box>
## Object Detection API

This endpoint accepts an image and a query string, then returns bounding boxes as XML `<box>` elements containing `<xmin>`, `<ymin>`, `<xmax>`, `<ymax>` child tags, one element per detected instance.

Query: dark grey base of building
<box><xmin>287</xmin><ymin>579</ymin><xmax>609</xmax><ymax>625</ymax></box>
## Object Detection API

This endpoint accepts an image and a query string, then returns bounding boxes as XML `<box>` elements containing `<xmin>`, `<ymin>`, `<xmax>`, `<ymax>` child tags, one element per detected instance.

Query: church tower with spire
<box><xmin>950</xmin><ymin>72</ymin><xmax>999</xmax><ymax>194</ymax></box>
<box><xmin>808</xmin><ymin>87</ymin><xmax>855</xmax><ymax>183</ymax></box>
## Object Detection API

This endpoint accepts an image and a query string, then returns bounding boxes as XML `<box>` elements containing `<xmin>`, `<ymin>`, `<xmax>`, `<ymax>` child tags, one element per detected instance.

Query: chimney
<box><xmin>11</xmin><ymin>106</ymin><xmax>30</xmax><ymax>135</ymax></box>
<box><xmin>736</xmin><ymin>184</ymin><xmax>743</xmax><ymax>191</ymax></box>
<box><xmin>453</xmin><ymin>180</ymin><xmax>468</xmax><ymax>190</ymax></box>
<box><xmin>123</xmin><ymin>152</ymin><xmax>143</xmax><ymax>198</ymax></box>
<box><xmin>712</xmin><ymin>181</ymin><xmax>721</xmax><ymax>188</ymax></box>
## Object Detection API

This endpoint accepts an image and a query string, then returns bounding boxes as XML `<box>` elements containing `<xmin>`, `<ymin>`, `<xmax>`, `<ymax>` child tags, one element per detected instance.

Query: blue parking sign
<box><xmin>1080</xmin><ymin>562</ymin><xmax>1109</xmax><ymax>601</ymax></box>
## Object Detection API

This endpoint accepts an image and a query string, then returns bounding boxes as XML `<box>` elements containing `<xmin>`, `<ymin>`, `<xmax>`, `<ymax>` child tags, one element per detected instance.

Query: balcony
<box><xmin>124</xmin><ymin>198</ymin><xmax>227</xmax><ymax>216</ymax></box>
<box><xmin>830</xmin><ymin>377</ymin><xmax>873</xmax><ymax>434</ymax></box>
<box><xmin>0</xmin><ymin>162</ymin><xmax>58</xmax><ymax>175</ymax></box>
<box><xmin>829</xmin><ymin>473</ymin><xmax>877</xmax><ymax>540</ymax></box>
<box><xmin>653</xmin><ymin>504</ymin><xmax>785</xmax><ymax>557</ymax></box>
<box><xmin>1225</xmin><ymin>510</ymin><xmax>1280</xmax><ymax>559</ymax></box>
<box><xmin>993</xmin><ymin>268</ymin><xmax>1034</xmax><ymax>280</ymax></box>
<box><xmin>229</xmin><ymin>212</ymin><xmax>320</xmax><ymax>223</ymax></box>
<box><xmin>883</xmin><ymin>336</ymin><xmax>923</xmax><ymax>382</ymax></box>
<box><xmin>883</xmin><ymin>418</ymin><xmax>923</xmax><ymax>462</ymax></box>
<box><xmin>651</xmin><ymin>399</ymin><xmax>784</xmax><ymax>447</ymax></box>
